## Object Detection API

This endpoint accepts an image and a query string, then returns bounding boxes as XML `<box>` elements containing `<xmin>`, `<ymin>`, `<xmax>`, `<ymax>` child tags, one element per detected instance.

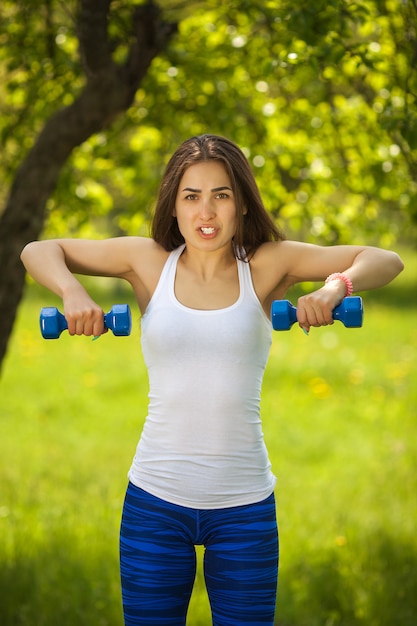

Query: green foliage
<box><xmin>0</xmin><ymin>1</ymin><xmax>81</xmax><ymax>189</ymax></box>
<box><xmin>1</xmin><ymin>0</ymin><xmax>416</xmax><ymax>243</ymax></box>
<box><xmin>1</xmin><ymin>249</ymin><xmax>416</xmax><ymax>625</ymax></box>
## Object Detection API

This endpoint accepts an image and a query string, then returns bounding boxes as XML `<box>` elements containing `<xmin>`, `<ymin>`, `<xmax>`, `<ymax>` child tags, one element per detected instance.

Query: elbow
<box><xmin>391</xmin><ymin>251</ymin><xmax>405</xmax><ymax>277</ymax></box>
<box><xmin>20</xmin><ymin>241</ymin><xmax>37</xmax><ymax>266</ymax></box>
<box><xmin>20</xmin><ymin>241</ymin><xmax>32</xmax><ymax>265</ymax></box>
<box><xmin>20</xmin><ymin>240</ymin><xmax>46</xmax><ymax>270</ymax></box>
<box><xmin>382</xmin><ymin>250</ymin><xmax>405</xmax><ymax>284</ymax></box>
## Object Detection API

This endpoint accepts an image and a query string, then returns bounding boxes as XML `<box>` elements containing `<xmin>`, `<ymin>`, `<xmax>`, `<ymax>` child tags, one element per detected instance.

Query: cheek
<box><xmin>173</xmin><ymin>209</ymin><xmax>190</xmax><ymax>234</ymax></box>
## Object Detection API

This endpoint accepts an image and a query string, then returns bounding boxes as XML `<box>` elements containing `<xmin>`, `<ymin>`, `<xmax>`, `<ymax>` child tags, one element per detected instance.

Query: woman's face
<box><xmin>174</xmin><ymin>161</ymin><xmax>239</xmax><ymax>253</ymax></box>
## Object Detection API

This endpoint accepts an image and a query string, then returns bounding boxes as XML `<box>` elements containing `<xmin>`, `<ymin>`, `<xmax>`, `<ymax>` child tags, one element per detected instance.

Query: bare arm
<box><xmin>293</xmin><ymin>244</ymin><xmax>404</xmax><ymax>330</ymax></box>
<box><xmin>283</xmin><ymin>242</ymin><xmax>404</xmax><ymax>291</ymax></box>
<box><xmin>252</xmin><ymin>240</ymin><xmax>404</xmax><ymax>330</ymax></box>
<box><xmin>20</xmin><ymin>237</ymin><xmax>165</xmax><ymax>336</ymax></box>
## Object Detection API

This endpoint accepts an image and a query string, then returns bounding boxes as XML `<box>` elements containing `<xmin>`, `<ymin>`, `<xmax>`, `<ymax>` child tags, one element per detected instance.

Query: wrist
<box><xmin>325</xmin><ymin>272</ymin><xmax>353</xmax><ymax>297</ymax></box>
<box><xmin>60</xmin><ymin>280</ymin><xmax>89</xmax><ymax>300</ymax></box>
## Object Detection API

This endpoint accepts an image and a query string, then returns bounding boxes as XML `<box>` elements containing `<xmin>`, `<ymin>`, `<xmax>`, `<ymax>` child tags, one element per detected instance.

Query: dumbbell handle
<box><xmin>271</xmin><ymin>296</ymin><xmax>363</xmax><ymax>331</ymax></box>
<box><xmin>40</xmin><ymin>304</ymin><xmax>132</xmax><ymax>339</ymax></box>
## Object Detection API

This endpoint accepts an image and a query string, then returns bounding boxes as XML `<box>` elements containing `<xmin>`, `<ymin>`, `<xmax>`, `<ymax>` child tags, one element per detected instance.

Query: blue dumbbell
<box><xmin>271</xmin><ymin>296</ymin><xmax>363</xmax><ymax>331</ymax></box>
<box><xmin>40</xmin><ymin>304</ymin><xmax>132</xmax><ymax>339</ymax></box>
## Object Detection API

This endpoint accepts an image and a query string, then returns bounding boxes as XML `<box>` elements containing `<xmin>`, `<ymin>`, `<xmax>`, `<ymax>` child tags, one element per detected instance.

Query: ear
<box><xmin>243</xmin><ymin>205</ymin><xmax>248</xmax><ymax>215</ymax></box>
<box><xmin>172</xmin><ymin>207</ymin><xmax>177</xmax><ymax>217</ymax></box>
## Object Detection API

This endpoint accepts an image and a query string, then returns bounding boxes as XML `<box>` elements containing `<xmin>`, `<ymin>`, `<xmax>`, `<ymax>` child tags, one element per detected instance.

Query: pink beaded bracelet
<box><xmin>325</xmin><ymin>272</ymin><xmax>353</xmax><ymax>297</ymax></box>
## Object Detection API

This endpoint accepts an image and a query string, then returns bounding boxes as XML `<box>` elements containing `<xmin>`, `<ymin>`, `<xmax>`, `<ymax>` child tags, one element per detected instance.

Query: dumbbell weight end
<box><xmin>271</xmin><ymin>296</ymin><xmax>363</xmax><ymax>331</ymax></box>
<box><xmin>40</xmin><ymin>304</ymin><xmax>132</xmax><ymax>339</ymax></box>
<box><xmin>332</xmin><ymin>296</ymin><xmax>363</xmax><ymax>328</ymax></box>
<box><xmin>103</xmin><ymin>304</ymin><xmax>132</xmax><ymax>336</ymax></box>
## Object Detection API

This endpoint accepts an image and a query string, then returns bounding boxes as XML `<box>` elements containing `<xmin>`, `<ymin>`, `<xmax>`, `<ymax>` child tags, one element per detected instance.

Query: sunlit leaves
<box><xmin>1</xmin><ymin>0</ymin><xmax>416</xmax><ymax>243</ymax></box>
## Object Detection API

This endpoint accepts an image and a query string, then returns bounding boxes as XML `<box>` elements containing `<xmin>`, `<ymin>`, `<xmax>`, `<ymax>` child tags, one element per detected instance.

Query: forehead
<box><xmin>179</xmin><ymin>161</ymin><xmax>231</xmax><ymax>186</ymax></box>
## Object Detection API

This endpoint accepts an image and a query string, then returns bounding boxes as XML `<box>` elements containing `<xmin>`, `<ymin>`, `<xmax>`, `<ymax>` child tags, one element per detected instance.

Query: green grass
<box><xmin>1</xmin><ymin>250</ymin><xmax>416</xmax><ymax>625</ymax></box>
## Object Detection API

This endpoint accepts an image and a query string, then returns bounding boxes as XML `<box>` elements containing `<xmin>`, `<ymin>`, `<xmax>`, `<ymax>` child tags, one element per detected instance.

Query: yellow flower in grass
<box><xmin>349</xmin><ymin>368</ymin><xmax>364</xmax><ymax>385</ymax></box>
<box><xmin>335</xmin><ymin>535</ymin><xmax>347</xmax><ymax>547</ymax></box>
<box><xmin>308</xmin><ymin>377</ymin><xmax>332</xmax><ymax>399</ymax></box>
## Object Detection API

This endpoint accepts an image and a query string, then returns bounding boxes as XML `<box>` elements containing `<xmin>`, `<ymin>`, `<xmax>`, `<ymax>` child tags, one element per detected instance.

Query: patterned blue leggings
<box><xmin>119</xmin><ymin>482</ymin><xmax>279</xmax><ymax>625</ymax></box>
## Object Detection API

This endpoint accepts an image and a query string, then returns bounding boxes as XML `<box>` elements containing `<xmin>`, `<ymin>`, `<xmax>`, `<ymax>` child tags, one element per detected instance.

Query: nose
<box><xmin>199</xmin><ymin>197</ymin><xmax>216</xmax><ymax>220</ymax></box>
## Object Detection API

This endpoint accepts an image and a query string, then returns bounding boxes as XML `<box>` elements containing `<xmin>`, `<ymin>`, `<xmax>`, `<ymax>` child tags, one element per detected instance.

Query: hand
<box><xmin>62</xmin><ymin>289</ymin><xmax>107</xmax><ymax>337</ymax></box>
<box><xmin>296</xmin><ymin>282</ymin><xmax>346</xmax><ymax>333</ymax></box>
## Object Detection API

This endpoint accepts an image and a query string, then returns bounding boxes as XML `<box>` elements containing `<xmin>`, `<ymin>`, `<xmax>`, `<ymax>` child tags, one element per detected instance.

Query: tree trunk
<box><xmin>0</xmin><ymin>0</ymin><xmax>176</xmax><ymax>373</ymax></box>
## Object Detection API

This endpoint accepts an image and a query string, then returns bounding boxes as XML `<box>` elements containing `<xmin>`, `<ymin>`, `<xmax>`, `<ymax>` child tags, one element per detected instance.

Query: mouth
<box><xmin>200</xmin><ymin>227</ymin><xmax>216</xmax><ymax>235</ymax></box>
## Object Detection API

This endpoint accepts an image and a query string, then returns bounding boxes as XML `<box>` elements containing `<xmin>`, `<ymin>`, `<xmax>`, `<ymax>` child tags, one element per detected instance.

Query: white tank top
<box><xmin>128</xmin><ymin>244</ymin><xmax>276</xmax><ymax>508</ymax></box>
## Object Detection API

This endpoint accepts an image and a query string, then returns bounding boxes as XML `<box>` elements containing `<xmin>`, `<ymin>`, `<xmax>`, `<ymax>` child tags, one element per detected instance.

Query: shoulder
<box><xmin>111</xmin><ymin>237</ymin><xmax>172</xmax><ymax>313</ymax></box>
<box><xmin>116</xmin><ymin>235</ymin><xmax>167</xmax><ymax>255</ymax></box>
<box><xmin>248</xmin><ymin>240</ymin><xmax>333</xmax><ymax>304</ymax></box>
<box><xmin>247</xmin><ymin>240</ymin><xmax>297</xmax><ymax>303</ymax></box>
<box><xmin>120</xmin><ymin>236</ymin><xmax>171</xmax><ymax>280</ymax></box>
<box><xmin>250</xmin><ymin>240</ymin><xmax>307</xmax><ymax>266</ymax></box>
<box><xmin>249</xmin><ymin>239</ymin><xmax>307</xmax><ymax>281</ymax></box>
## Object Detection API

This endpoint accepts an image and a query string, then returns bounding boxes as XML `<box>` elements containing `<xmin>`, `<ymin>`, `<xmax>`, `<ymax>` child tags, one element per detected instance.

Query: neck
<box><xmin>180</xmin><ymin>243</ymin><xmax>236</xmax><ymax>280</ymax></box>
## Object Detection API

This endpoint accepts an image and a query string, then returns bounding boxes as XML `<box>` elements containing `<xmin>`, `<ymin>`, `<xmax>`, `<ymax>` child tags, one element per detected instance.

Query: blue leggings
<box><xmin>119</xmin><ymin>482</ymin><xmax>279</xmax><ymax>625</ymax></box>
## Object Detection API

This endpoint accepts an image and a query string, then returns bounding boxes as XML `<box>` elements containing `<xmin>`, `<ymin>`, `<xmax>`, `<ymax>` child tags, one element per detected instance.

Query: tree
<box><xmin>1</xmin><ymin>0</ymin><xmax>416</xmax><ymax>372</ymax></box>
<box><xmin>0</xmin><ymin>0</ymin><xmax>176</xmax><ymax>370</ymax></box>
<box><xmin>40</xmin><ymin>0</ymin><xmax>417</xmax><ymax>246</ymax></box>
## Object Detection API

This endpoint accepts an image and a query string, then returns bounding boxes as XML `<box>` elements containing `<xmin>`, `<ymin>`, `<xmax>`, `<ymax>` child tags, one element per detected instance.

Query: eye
<box><xmin>216</xmin><ymin>192</ymin><xmax>230</xmax><ymax>199</ymax></box>
<box><xmin>184</xmin><ymin>193</ymin><xmax>198</xmax><ymax>201</ymax></box>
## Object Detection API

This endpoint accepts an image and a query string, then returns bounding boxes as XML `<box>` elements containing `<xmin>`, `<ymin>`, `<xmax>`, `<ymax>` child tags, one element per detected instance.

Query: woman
<box><xmin>21</xmin><ymin>134</ymin><xmax>404</xmax><ymax>625</ymax></box>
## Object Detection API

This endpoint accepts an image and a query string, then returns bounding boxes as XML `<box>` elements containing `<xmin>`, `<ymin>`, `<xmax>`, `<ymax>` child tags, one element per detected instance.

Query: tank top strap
<box><xmin>145</xmin><ymin>244</ymin><xmax>265</xmax><ymax>320</ymax></box>
<box><xmin>237</xmin><ymin>255</ymin><xmax>262</xmax><ymax>308</ymax></box>
<box><xmin>142</xmin><ymin>245</ymin><xmax>185</xmax><ymax>319</ymax></box>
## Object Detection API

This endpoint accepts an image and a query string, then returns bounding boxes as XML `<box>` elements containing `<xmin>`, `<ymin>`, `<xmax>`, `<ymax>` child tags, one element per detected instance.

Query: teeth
<box><xmin>201</xmin><ymin>227</ymin><xmax>215</xmax><ymax>234</ymax></box>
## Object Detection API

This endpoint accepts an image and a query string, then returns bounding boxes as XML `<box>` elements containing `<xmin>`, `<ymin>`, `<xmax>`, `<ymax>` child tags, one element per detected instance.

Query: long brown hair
<box><xmin>151</xmin><ymin>134</ymin><xmax>285</xmax><ymax>258</ymax></box>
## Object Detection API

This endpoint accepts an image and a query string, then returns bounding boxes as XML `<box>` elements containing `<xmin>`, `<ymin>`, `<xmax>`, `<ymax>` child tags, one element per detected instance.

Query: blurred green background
<box><xmin>1</xmin><ymin>249</ymin><xmax>415</xmax><ymax>625</ymax></box>
<box><xmin>1</xmin><ymin>1</ymin><xmax>417</xmax><ymax>624</ymax></box>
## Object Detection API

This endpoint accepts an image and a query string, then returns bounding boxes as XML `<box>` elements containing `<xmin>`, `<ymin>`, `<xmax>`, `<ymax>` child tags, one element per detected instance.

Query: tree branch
<box><xmin>0</xmin><ymin>0</ymin><xmax>177</xmax><ymax>370</ymax></box>
<box><xmin>77</xmin><ymin>0</ymin><xmax>112</xmax><ymax>75</ymax></box>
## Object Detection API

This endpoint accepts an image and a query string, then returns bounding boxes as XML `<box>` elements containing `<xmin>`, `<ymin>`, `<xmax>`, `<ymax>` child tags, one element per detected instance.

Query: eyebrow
<box><xmin>181</xmin><ymin>186</ymin><xmax>232</xmax><ymax>193</ymax></box>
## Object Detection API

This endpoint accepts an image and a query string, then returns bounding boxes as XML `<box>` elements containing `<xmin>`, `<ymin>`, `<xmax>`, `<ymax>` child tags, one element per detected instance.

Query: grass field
<box><xmin>1</xmin><ymin>250</ymin><xmax>416</xmax><ymax>626</ymax></box>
